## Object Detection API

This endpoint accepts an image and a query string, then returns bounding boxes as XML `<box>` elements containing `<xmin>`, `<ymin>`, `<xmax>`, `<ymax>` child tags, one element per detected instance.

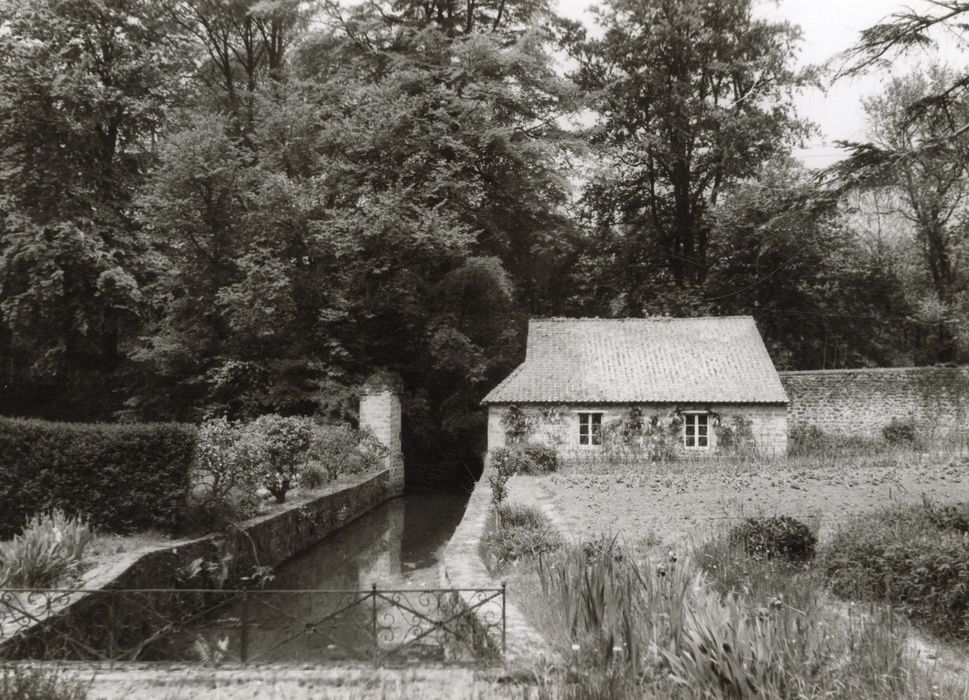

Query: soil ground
<box><xmin>508</xmin><ymin>451</ymin><xmax>969</xmax><ymax>549</ymax></box>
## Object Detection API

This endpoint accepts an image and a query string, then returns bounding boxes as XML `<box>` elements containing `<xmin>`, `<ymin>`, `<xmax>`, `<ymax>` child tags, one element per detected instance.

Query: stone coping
<box><xmin>439</xmin><ymin>468</ymin><xmax>560</xmax><ymax>669</ymax></box>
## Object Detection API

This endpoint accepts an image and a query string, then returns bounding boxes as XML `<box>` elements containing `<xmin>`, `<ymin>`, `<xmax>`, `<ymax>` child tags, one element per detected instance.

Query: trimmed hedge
<box><xmin>0</xmin><ymin>417</ymin><xmax>196</xmax><ymax>538</ymax></box>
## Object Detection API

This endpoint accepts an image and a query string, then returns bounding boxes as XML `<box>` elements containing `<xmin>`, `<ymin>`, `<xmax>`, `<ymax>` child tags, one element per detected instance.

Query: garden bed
<box><xmin>509</xmin><ymin>452</ymin><xmax>969</xmax><ymax>550</ymax></box>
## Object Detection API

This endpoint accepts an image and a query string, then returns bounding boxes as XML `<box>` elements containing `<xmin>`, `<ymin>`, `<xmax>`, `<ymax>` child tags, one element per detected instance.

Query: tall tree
<box><xmin>838</xmin><ymin>1</ymin><xmax>969</xmax><ymax>141</ymax></box>
<box><xmin>857</xmin><ymin>68</ymin><xmax>969</xmax><ymax>362</ymax></box>
<box><xmin>127</xmin><ymin>0</ymin><xmax>575</xmax><ymax>475</ymax></box>
<box><xmin>705</xmin><ymin>159</ymin><xmax>918</xmax><ymax>370</ymax></box>
<box><xmin>568</xmin><ymin>0</ymin><xmax>810</xmax><ymax>314</ymax></box>
<box><xmin>0</xmin><ymin>0</ymin><xmax>185</xmax><ymax>417</ymax></box>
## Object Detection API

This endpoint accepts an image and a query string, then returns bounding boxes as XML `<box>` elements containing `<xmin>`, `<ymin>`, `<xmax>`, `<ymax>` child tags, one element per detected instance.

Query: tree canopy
<box><xmin>1</xmin><ymin>0</ymin><xmax>966</xmax><ymax>478</ymax></box>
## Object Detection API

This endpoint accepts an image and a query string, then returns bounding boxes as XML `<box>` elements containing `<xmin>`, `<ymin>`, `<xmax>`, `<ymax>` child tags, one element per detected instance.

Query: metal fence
<box><xmin>0</xmin><ymin>584</ymin><xmax>505</xmax><ymax>667</ymax></box>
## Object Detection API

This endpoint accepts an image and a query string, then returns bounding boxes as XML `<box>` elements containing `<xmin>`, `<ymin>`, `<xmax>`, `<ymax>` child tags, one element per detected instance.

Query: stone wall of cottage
<box><xmin>486</xmin><ymin>403</ymin><xmax>788</xmax><ymax>457</ymax></box>
<box><xmin>779</xmin><ymin>366</ymin><xmax>969</xmax><ymax>440</ymax></box>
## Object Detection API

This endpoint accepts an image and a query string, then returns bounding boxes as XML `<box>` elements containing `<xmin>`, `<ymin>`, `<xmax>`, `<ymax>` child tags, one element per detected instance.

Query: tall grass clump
<box><xmin>484</xmin><ymin>503</ymin><xmax>560</xmax><ymax>568</ymax></box>
<box><xmin>824</xmin><ymin>498</ymin><xmax>969</xmax><ymax>642</ymax></box>
<box><xmin>0</xmin><ymin>667</ymin><xmax>88</xmax><ymax>700</ymax></box>
<box><xmin>0</xmin><ymin>510</ymin><xmax>94</xmax><ymax>587</ymax></box>
<box><xmin>527</xmin><ymin>537</ymin><xmax>964</xmax><ymax>699</ymax></box>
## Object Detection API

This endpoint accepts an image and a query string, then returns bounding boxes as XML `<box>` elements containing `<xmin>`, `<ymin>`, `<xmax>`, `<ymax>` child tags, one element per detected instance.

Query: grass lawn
<box><xmin>508</xmin><ymin>450</ymin><xmax>969</xmax><ymax>549</ymax></box>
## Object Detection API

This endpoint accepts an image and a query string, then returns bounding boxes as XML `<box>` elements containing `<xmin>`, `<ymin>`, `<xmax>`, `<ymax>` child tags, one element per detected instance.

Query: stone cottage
<box><xmin>482</xmin><ymin>317</ymin><xmax>789</xmax><ymax>456</ymax></box>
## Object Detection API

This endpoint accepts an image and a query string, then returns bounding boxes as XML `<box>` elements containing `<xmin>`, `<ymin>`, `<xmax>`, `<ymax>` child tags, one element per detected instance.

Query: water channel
<box><xmin>188</xmin><ymin>491</ymin><xmax>474</xmax><ymax>663</ymax></box>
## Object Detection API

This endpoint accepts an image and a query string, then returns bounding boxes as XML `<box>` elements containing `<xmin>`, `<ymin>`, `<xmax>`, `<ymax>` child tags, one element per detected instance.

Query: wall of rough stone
<box><xmin>440</xmin><ymin>464</ymin><xmax>560</xmax><ymax>667</ymax></box>
<box><xmin>779</xmin><ymin>367</ymin><xmax>969</xmax><ymax>439</ymax></box>
<box><xmin>359</xmin><ymin>388</ymin><xmax>404</xmax><ymax>491</ymax></box>
<box><xmin>487</xmin><ymin>403</ymin><xmax>788</xmax><ymax>457</ymax></box>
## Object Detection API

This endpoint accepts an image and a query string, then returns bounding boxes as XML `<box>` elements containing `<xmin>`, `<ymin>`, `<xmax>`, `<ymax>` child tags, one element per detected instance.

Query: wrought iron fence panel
<box><xmin>0</xmin><ymin>585</ymin><xmax>505</xmax><ymax>667</ymax></box>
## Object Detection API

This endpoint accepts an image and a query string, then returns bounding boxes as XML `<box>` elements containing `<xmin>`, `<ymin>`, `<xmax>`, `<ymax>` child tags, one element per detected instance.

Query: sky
<box><xmin>554</xmin><ymin>0</ymin><xmax>963</xmax><ymax>168</ymax></box>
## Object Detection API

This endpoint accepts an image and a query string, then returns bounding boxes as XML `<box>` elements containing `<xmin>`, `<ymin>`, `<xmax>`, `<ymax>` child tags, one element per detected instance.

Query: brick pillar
<box><xmin>359</xmin><ymin>388</ymin><xmax>404</xmax><ymax>495</ymax></box>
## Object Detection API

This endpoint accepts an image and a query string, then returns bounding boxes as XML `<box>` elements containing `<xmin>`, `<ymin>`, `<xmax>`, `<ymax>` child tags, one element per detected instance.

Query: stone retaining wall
<box><xmin>1</xmin><ymin>469</ymin><xmax>401</xmax><ymax>655</ymax></box>
<box><xmin>779</xmin><ymin>366</ymin><xmax>969</xmax><ymax>439</ymax></box>
<box><xmin>440</xmin><ymin>469</ymin><xmax>559</xmax><ymax>668</ymax></box>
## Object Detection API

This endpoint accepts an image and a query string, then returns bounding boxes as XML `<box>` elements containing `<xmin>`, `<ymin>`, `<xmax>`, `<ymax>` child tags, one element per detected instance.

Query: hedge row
<box><xmin>0</xmin><ymin>417</ymin><xmax>197</xmax><ymax>538</ymax></box>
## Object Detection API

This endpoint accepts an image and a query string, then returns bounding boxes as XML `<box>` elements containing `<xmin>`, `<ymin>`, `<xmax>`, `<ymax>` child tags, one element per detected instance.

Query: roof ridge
<box><xmin>530</xmin><ymin>315</ymin><xmax>755</xmax><ymax>322</ymax></box>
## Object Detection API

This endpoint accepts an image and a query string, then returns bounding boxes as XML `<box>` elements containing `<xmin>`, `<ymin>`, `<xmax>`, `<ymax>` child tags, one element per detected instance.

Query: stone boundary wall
<box><xmin>440</xmin><ymin>468</ymin><xmax>560</xmax><ymax>668</ymax></box>
<box><xmin>1</xmin><ymin>469</ymin><xmax>401</xmax><ymax>653</ymax></box>
<box><xmin>779</xmin><ymin>366</ymin><xmax>969</xmax><ymax>439</ymax></box>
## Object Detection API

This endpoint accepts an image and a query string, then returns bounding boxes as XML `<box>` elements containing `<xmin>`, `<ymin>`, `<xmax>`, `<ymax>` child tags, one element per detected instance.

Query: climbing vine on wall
<box><xmin>501</xmin><ymin>405</ymin><xmax>533</xmax><ymax>444</ymax></box>
<box><xmin>602</xmin><ymin>407</ymin><xmax>685</xmax><ymax>462</ymax></box>
<box><xmin>714</xmin><ymin>414</ymin><xmax>756</xmax><ymax>454</ymax></box>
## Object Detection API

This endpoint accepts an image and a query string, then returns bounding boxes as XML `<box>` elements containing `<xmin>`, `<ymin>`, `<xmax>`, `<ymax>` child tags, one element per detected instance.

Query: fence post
<box><xmin>108</xmin><ymin>594</ymin><xmax>117</xmax><ymax>668</ymax></box>
<box><xmin>240</xmin><ymin>591</ymin><xmax>249</xmax><ymax>664</ymax></box>
<box><xmin>371</xmin><ymin>582</ymin><xmax>378</xmax><ymax>668</ymax></box>
<box><xmin>501</xmin><ymin>582</ymin><xmax>507</xmax><ymax>655</ymax></box>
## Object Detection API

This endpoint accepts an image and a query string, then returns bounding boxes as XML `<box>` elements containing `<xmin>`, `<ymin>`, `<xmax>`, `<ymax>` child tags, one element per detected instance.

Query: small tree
<box><xmin>243</xmin><ymin>415</ymin><xmax>314</xmax><ymax>503</ymax></box>
<box><xmin>192</xmin><ymin>417</ymin><xmax>262</xmax><ymax>521</ymax></box>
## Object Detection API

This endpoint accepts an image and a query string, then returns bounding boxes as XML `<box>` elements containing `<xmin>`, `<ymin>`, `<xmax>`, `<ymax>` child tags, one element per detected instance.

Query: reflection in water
<box><xmin>272</xmin><ymin>493</ymin><xmax>469</xmax><ymax>590</ymax></box>
<box><xmin>187</xmin><ymin>492</ymin><xmax>472</xmax><ymax>663</ymax></box>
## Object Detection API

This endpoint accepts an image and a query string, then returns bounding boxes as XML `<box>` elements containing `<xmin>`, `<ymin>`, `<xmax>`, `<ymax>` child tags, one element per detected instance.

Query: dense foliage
<box><xmin>728</xmin><ymin>516</ymin><xmax>817</xmax><ymax>563</ymax></box>
<box><xmin>189</xmin><ymin>415</ymin><xmax>384</xmax><ymax>529</ymax></box>
<box><xmin>484</xmin><ymin>502</ymin><xmax>560</xmax><ymax>567</ymax></box>
<box><xmin>824</xmin><ymin>499</ymin><xmax>969</xmax><ymax>642</ymax></box>
<box><xmin>0</xmin><ymin>417</ymin><xmax>196</xmax><ymax>538</ymax></box>
<box><xmin>0</xmin><ymin>0</ymin><xmax>967</xmax><ymax>474</ymax></box>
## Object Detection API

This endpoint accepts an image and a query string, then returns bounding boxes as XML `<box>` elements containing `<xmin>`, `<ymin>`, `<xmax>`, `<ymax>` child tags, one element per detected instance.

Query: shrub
<box><xmin>188</xmin><ymin>417</ymin><xmax>262</xmax><ymax>528</ymax></box>
<box><xmin>788</xmin><ymin>423</ymin><xmax>825</xmax><ymax>456</ymax></box>
<box><xmin>484</xmin><ymin>503</ymin><xmax>560</xmax><ymax>567</ymax></box>
<box><xmin>300</xmin><ymin>463</ymin><xmax>329</xmax><ymax>490</ymax></box>
<box><xmin>306</xmin><ymin>424</ymin><xmax>387</xmax><ymax>483</ymax></box>
<box><xmin>823</xmin><ymin>501</ymin><xmax>969</xmax><ymax>641</ymax></box>
<box><xmin>0</xmin><ymin>666</ymin><xmax>88</xmax><ymax>700</ymax></box>
<box><xmin>518</xmin><ymin>444</ymin><xmax>558</xmax><ymax>474</ymax></box>
<box><xmin>0</xmin><ymin>417</ymin><xmax>196</xmax><ymax>538</ymax></box>
<box><xmin>0</xmin><ymin>510</ymin><xmax>93</xmax><ymax>587</ymax></box>
<box><xmin>922</xmin><ymin>497</ymin><xmax>969</xmax><ymax>534</ymax></box>
<box><xmin>241</xmin><ymin>414</ymin><xmax>314</xmax><ymax>503</ymax></box>
<box><xmin>882</xmin><ymin>418</ymin><xmax>920</xmax><ymax>447</ymax></box>
<box><xmin>488</xmin><ymin>444</ymin><xmax>558</xmax><ymax>477</ymax></box>
<box><xmin>729</xmin><ymin>516</ymin><xmax>817</xmax><ymax>562</ymax></box>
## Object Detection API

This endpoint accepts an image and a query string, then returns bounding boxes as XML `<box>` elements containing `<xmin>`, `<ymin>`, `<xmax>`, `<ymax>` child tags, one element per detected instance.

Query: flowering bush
<box><xmin>306</xmin><ymin>425</ymin><xmax>388</xmax><ymax>484</ymax></box>
<box><xmin>241</xmin><ymin>414</ymin><xmax>314</xmax><ymax>503</ymax></box>
<box><xmin>188</xmin><ymin>418</ymin><xmax>263</xmax><ymax>528</ymax></box>
<box><xmin>0</xmin><ymin>511</ymin><xmax>93</xmax><ymax>587</ymax></box>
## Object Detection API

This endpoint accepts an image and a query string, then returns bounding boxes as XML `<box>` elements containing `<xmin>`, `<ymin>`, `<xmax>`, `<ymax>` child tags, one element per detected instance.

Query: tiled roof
<box><xmin>482</xmin><ymin>316</ymin><xmax>788</xmax><ymax>404</ymax></box>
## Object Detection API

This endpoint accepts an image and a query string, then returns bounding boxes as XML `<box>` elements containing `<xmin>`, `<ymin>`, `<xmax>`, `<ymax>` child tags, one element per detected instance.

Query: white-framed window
<box><xmin>578</xmin><ymin>412</ymin><xmax>603</xmax><ymax>446</ymax></box>
<box><xmin>683</xmin><ymin>412</ymin><xmax>709</xmax><ymax>448</ymax></box>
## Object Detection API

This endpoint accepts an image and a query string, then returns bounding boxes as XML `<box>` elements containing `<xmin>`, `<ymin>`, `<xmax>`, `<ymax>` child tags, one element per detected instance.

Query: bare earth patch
<box><xmin>509</xmin><ymin>454</ymin><xmax>969</xmax><ymax>549</ymax></box>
